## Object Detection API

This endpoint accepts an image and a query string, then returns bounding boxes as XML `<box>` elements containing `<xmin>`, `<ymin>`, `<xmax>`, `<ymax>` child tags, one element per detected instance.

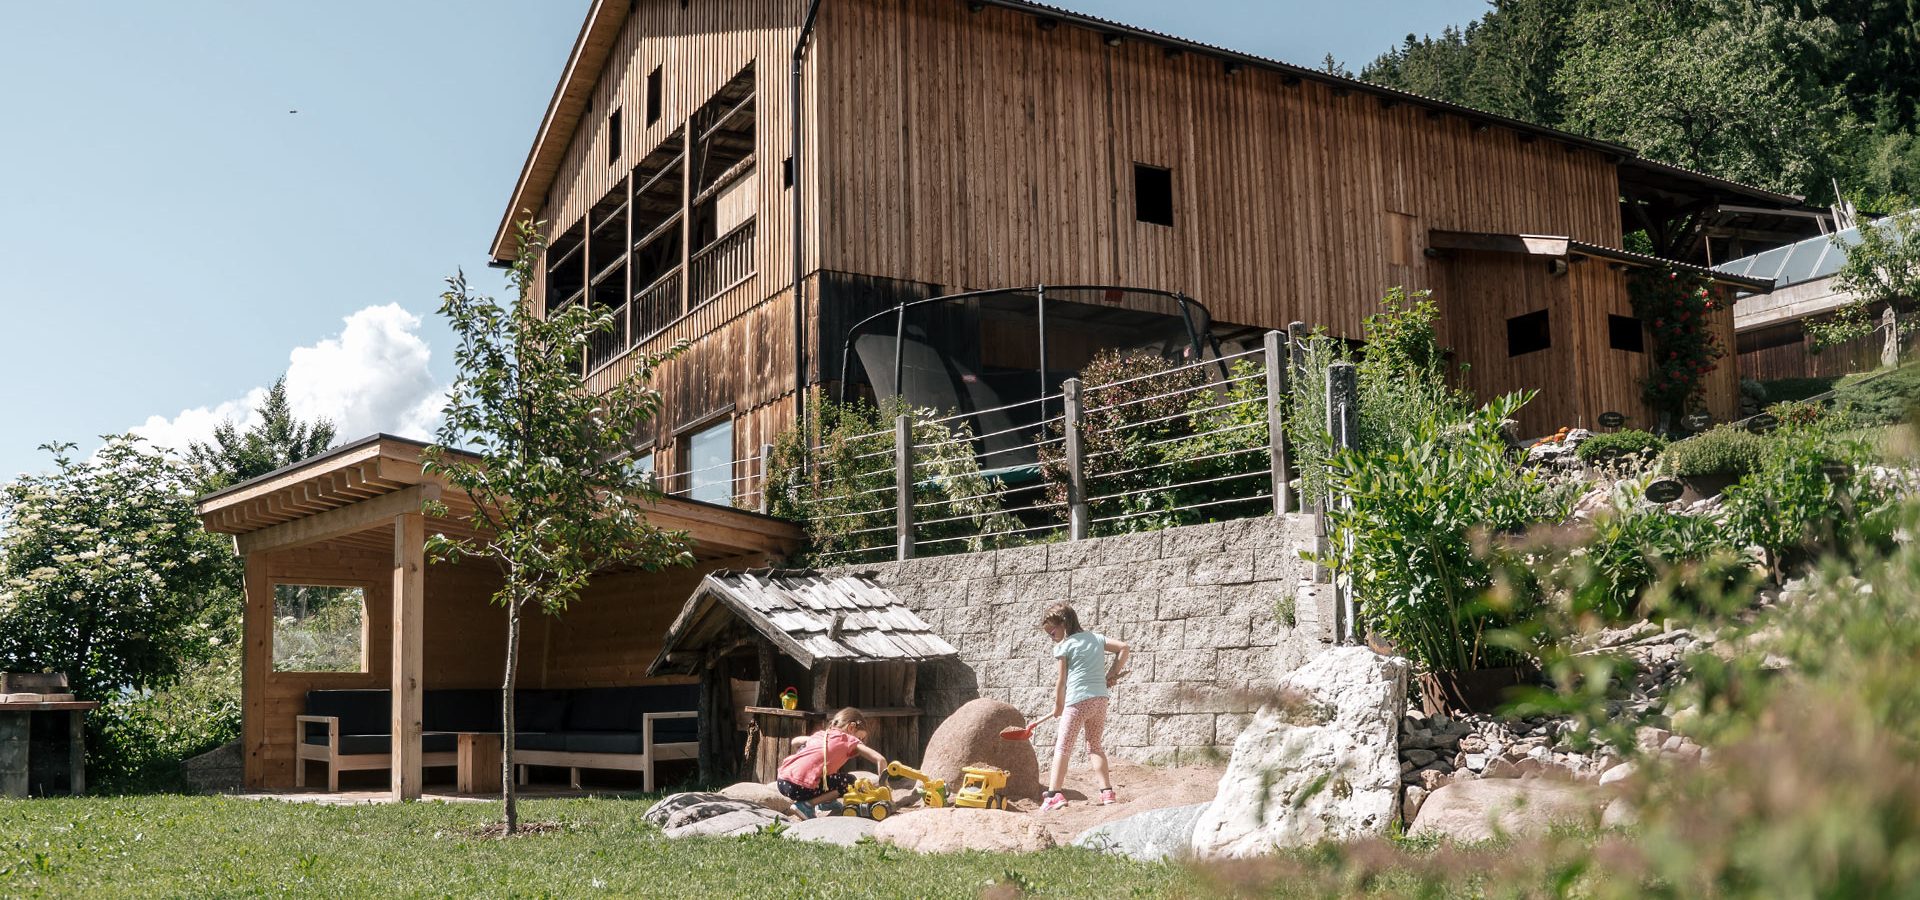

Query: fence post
<box><xmin>1063</xmin><ymin>377</ymin><xmax>1089</xmax><ymax>541</ymax></box>
<box><xmin>757</xmin><ymin>442</ymin><xmax>774</xmax><ymax>515</ymax></box>
<box><xmin>1324</xmin><ymin>362</ymin><xmax>1359</xmax><ymax>644</ymax></box>
<box><xmin>1264</xmin><ymin>329</ymin><xmax>1291</xmax><ymax>515</ymax></box>
<box><xmin>895</xmin><ymin>415</ymin><xmax>915</xmax><ymax>561</ymax></box>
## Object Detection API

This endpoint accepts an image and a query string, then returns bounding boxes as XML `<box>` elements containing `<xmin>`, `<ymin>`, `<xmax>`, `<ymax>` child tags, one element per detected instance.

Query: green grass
<box><xmin>0</xmin><ymin>795</ymin><xmax>1184</xmax><ymax>898</ymax></box>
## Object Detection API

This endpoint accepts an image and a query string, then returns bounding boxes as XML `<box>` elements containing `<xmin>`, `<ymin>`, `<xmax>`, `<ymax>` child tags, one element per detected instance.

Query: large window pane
<box><xmin>688</xmin><ymin>419</ymin><xmax>735</xmax><ymax>505</ymax></box>
<box><xmin>273</xmin><ymin>584</ymin><xmax>365</xmax><ymax>672</ymax></box>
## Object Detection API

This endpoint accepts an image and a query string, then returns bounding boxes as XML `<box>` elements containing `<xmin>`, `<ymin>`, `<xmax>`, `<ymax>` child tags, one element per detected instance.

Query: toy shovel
<box><xmin>1000</xmin><ymin>712</ymin><xmax>1055</xmax><ymax>741</ymax></box>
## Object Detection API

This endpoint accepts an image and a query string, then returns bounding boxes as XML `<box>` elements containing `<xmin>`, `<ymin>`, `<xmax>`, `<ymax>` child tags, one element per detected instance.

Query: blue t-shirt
<box><xmin>1053</xmin><ymin>631</ymin><xmax>1110</xmax><ymax>706</ymax></box>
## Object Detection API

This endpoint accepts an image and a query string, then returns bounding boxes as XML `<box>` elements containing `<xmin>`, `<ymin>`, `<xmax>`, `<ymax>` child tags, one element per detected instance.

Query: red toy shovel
<box><xmin>999</xmin><ymin>712</ymin><xmax>1056</xmax><ymax>741</ymax></box>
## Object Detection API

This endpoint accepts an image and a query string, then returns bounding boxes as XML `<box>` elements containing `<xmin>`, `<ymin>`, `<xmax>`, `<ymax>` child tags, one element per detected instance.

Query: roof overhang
<box><xmin>649</xmin><ymin>569</ymin><xmax>959</xmax><ymax>676</ymax></box>
<box><xmin>195</xmin><ymin>434</ymin><xmax>803</xmax><ymax>561</ymax></box>
<box><xmin>1428</xmin><ymin>230</ymin><xmax>1778</xmax><ymax>294</ymax></box>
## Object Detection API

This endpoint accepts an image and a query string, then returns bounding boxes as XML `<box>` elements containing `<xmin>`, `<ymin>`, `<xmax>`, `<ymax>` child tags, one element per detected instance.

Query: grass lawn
<box><xmin>0</xmin><ymin>794</ymin><xmax>1189</xmax><ymax>898</ymax></box>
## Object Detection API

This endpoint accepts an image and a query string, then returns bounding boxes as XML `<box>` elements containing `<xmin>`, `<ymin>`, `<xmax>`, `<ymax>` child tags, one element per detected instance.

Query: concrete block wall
<box><xmin>830</xmin><ymin>514</ymin><xmax>1335</xmax><ymax>762</ymax></box>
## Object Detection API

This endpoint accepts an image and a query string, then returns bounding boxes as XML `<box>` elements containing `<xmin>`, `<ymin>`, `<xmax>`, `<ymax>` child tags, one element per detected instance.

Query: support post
<box><xmin>0</xmin><ymin>712</ymin><xmax>25</xmax><ymax>798</ymax></box>
<box><xmin>391</xmin><ymin>511</ymin><xmax>426</xmax><ymax>800</ymax></box>
<box><xmin>895</xmin><ymin>414</ymin><xmax>915</xmax><ymax>561</ymax></box>
<box><xmin>1324</xmin><ymin>362</ymin><xmax>1359</xmax><ymax>645</ymax></box>
<box><xmin>758</xmin><ymin>442</ymin><xmax>775</xmax><ymax>514</ymax></box>
<box><xmin>1264</xmin><ymin>330</ymin><xmax>1291</xmax><ymax>514</ymax></box>
<box><xmin>1063</xmin><ymin>378</ymin><xmax>1089</xmax><ymax>540</ymax></box>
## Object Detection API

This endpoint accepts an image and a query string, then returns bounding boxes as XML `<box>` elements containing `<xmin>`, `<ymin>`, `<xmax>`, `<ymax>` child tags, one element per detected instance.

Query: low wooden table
<box><xmin>454</xmin><ymin>732</ymin><xmax>502</xmax><ymax>793</ymax></box>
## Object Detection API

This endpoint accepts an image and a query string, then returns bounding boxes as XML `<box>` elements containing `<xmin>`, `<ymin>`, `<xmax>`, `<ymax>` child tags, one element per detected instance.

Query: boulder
<box><xmin>645</xmin><ymin>792</ymin><xmax>787</xmax><ymax>838</ymax></box>
<box><xmin>719</xmin><ymin>781</ymin><xmax>795</xmax><ymax>816</ymax></box>
<box><xmin>919</xmin><ymin>698</ymin><xmax>1042</xmax><ymax>802</ymax></box>
<box><xmin>181</xmin><ymin>740</ymin><xmax>244</xmax><ymax>794</ymax></box>
<box><xmin>783</xmin><ymin>815</ymin><xmax>878</xmax><ymax>846</ymax></box>
<box><xmin>1408</xmin><ymin>779</ymin><xmax>1608</xmax><ymax>843</ymax></box>
<box><xmin>1073</xmin><ymin>803</ymin><xmax>1210</xmax><ymax>862</ymax></box>
<box><xmin>1191</xmin><ymin>647</ymin><xmax>1410</xmax><ymax>858</ymax></box>
<box><xmin>873</xmin><ymin>808</ymin><xmax>1056</xmax><ymax>853</ymax></box>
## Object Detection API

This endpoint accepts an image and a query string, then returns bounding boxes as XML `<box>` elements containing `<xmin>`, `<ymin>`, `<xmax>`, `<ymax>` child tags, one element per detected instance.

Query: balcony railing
<box><xmin>632</xmin><ymin>268</ymin><xmax>683</xmax><ymax>345</ymax></box>
<box><xmin>688</xmin><ymin>218</ymin><xmax>755</xmax><ymax>310</ymax></box>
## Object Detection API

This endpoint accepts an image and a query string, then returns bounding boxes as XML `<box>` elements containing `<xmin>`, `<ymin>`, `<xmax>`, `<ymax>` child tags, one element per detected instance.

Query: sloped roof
<box><xmin>649</xmin><ymin>570</ymin><xmax>958</xmax><ymax>674</ymax></box>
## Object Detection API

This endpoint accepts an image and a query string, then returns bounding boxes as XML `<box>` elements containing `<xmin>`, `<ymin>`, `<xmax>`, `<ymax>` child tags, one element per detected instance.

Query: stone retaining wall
<box><xmin>830</xmin><ymin>514</ymin><xmax>1334</xmax><ymax>761</ymax></box>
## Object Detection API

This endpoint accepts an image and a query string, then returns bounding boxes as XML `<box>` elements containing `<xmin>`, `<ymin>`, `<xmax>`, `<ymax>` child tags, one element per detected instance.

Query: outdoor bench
<box><xmin>296</xmin><ymin>685</ymin><xmax>698</xmax><ymax>792</ymax></box>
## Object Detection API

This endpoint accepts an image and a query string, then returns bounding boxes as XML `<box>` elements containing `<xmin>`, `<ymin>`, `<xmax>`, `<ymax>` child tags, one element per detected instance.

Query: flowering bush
<box><xmin>1629</xmin><ymin>268</ymin><xmax>1724</xmax><ymax>423</ymax></box>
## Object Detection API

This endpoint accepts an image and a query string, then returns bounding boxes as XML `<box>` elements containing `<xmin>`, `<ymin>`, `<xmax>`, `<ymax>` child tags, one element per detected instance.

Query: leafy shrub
<box><xmin>1833</xmin><ymin>362</ymin><xmax>1920</xmax><ymax>426</ymax></box>
<box><xmin>1758</xmin><ymin>375</ymin><xmax>1842</xmax><ymax>404</ymax></box>
<box><xmin>1321</xmin><ymin>392</ymin><xmax>1551</xmax><ymax>672</ymax></box>
<box><xmin>1564</xmin><ymin>485</ymin><xmax>1736</xmax><ymax>622</ymax></box>
<box><xmin>1658</xmin><ymin>425</ymin><xmax>1766</xmax><ymax>477</ymax></box>
<box><xmin>766</xmin><ymin>398</ymin><xmax>1017</xmax><ymax>562</ymax></box>
<box><xmin>90</xmin><ymin>648</ymin><xmax>242</xmax><ymax>793</ymax></box>
<box><xmin>1724</xmin><ymin>425</ymin><xmax>1900</xmax><ymax>577</ymax></box>
<box><xmin>1574</xmin><ymin>429</ymin><xmax>1666</xmax><ymax>464</ymax></box>
<box><xmin>1039</xmin><ymin>350</ymin><xmax>1211</xmax><ymax>535</ymax></box>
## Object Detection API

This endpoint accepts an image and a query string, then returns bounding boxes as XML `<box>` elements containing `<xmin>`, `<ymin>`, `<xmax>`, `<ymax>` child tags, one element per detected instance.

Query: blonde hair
<box><xmin>829</xmin><ymin>707</ymin><xmax>868</xmax><ymax>731</ymax></box>
<box><xmin>1041</xmin><ymin>602</ymin><xmax>1083</xmax><ymax>636</ymax></box>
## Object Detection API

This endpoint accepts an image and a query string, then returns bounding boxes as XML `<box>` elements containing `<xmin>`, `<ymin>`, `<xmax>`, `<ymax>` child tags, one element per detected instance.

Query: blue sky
<box><xmin>0</xmin><ymin>0</ymin><xmax>1490</xmax><ymax>480</ymax></box>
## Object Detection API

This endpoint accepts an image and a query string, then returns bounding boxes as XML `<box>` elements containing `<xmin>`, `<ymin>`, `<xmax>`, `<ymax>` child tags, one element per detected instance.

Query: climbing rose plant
<box><xmin>1629</xmin><ymin>268</ymin><xmax>1724</xmax><ymax>422</ymax></box>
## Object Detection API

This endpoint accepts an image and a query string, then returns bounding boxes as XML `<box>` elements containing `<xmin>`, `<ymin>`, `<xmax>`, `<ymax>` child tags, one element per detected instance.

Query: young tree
<box><xmin>184</xmin><ymin>378</ymin><xmax>337</xmax><ymax>492</ymax></box>
<box><xmin>422</xmin><ymin>220</ymin><xmax>692</xmax><ymax>832</ymax></box>
<box><xmin>0</xmin><ymin>437</ymin><xmax>232</xmax><ymax>699</ymax></box>
<box><xmin>1810</xmin><ymin>208</ymin><xmax>1920</xmax><ymax>355</ymax></box>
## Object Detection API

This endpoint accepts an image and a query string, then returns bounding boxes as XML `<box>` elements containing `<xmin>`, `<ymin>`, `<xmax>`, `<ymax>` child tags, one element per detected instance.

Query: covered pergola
<box><xmin>195</xmin><ymin>435</ymin><xmax>803</xmax><ymax>799</ymax></box>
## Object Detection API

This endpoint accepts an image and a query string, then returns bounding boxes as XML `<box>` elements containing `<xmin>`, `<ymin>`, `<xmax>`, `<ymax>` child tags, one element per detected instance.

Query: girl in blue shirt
<box><xmin>1032</xmin><ymin>601</ymin><xmax>1130</xmax><ymax>812</ymax></box>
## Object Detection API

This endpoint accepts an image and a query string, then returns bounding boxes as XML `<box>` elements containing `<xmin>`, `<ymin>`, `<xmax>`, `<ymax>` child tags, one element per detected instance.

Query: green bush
<box><xmin>1724</xmin><ymin>425</ymin><xmax>1900</xmax><ymax>577</ymax></box>
<box><xmin>1575</xmin><ymin>429</ymin><xmax>1667</xmax><ymax>464</ymax></box>
<box><xmin>1566</xmin><ymin>485</ymin><xmax>1736</xmax><ymax>622</ymax></box>
<box><xmin>89</xmin><ymin>648</ymin><xmax>242</xmax><ymax>793</ymax></box>
<box><xmin>1833</xmin><ymin>363</ymin><xmax>1920</xmax><ymax>426</ymax></box>
<box><xmin>1758</xmin><ymin>375</ymin><xmax>1842</xmax><ymax>404</ymax></box>
<box><xmin>1322</xmin><ymin>392</ymin><xmax>1551</xmax><ymax>673</ymax></box>
<box><xmin>1659</xmin><ymin>425</ymin><xmax>1767</xmax><ymax>477</ymax></box>
<box><xmin>766</xmin><ymin>398</ymin><xmax>1017</xmax><ymax>562</ymax></box>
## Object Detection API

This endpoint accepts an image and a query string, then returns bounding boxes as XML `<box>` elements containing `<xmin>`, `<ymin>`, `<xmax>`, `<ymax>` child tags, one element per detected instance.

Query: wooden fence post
<box><xmin>1264</xmin><ymin>329</ymin><xmax>1290</xmax><ymax>515</ymax></box>
<box><xmin>758</xmin><ymin>442</ymin><xmax>774</xmax><ymax>514</ymax></box>
<box><xmin>1324</xmin><ymin>362</ymin><xmax>1359</xmax><ymax>644</ymax></box>
<box><xmin>1063</xmin><ymin>377</ymin><xmax>1089</xmax><ymax>540</ymax></box>
<box><xmin>895</xmin><ymin>415</ymin><xmax>915</xmax><ymax>561</ymax></box>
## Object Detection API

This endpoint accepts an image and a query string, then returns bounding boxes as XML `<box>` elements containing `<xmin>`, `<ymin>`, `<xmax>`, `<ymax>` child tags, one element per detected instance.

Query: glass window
<box><xmin>687</xmin><ymin>419</ymin><xmax>735</xmax><ymax>505</ymax></box>
<box><xmin>272</xmin><ymin>584</ymin><xmax>365</xmax><ymax>672</ymax></box>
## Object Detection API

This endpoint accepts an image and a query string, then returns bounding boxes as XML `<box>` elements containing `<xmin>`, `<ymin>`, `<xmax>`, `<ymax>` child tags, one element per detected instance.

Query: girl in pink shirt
<box><xmin>775</xmin><ymin>707</ymin><xmax>887</xmax><ymax>818</ymax></box>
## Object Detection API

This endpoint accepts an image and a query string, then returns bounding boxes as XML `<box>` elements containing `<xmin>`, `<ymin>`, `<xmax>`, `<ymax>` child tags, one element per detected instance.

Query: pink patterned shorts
<box><xmin>1054</xmin><ymin>696</ymin><xmax>1109</xmax><ymax>759</ymax></box>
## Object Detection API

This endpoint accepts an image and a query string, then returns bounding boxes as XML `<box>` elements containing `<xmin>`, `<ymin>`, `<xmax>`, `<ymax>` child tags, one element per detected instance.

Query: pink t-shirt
<box><xmin>775</xmin><ymin>729</ymin><xmax>863</xmax><ymax>788</ymax></box>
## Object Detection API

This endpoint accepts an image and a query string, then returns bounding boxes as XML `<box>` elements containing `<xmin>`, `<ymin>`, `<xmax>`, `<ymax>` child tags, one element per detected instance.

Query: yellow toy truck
<box><xmin>837</xmin><ymin>761</ymin><xmax>948</xmax><ymax>820</ymax></box>
<box><xmin>950</xmin><ymin>764</ymin><xmax>1010</xmax><ymax>810</ymax></box>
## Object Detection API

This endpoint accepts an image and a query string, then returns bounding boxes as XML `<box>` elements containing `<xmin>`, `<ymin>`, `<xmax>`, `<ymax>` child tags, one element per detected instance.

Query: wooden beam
<box><xmin>242</xmin><ymin>555</ymin><xmax>270</xmax><ymax>789</ymax></box>
<box><xmin>237</xmin><ymin>484</ymin><xmax>441</xmax><ymax>556</ymax></box>
<box><xmin>1427</xmin><ymin>230</ymin><xmax>1571</xmax><ymax>258</ymax></box>
<box><xmin>390</xmin><ymin>511</ymin><xmax>426</xmax><ymax>801</ymax></box>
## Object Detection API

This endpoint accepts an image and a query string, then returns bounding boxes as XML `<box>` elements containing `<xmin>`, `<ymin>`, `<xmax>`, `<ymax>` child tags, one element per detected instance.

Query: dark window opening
<box><xmin>1134</xmin><ymin>164</ymin><xmax>1173</xmax><ymax>226</ymax></box>
<box><xmin>607</xmin><ymin>108</ymin><xmax>622</xmax><ymax>165</ymax></box>
<box><xmin>1608</xmin><ymin>314</ymin><xmax>1645</xmax><ymax>353</ymax></box>
<box><xmin>646</xmin><ymin>66</ymin><xmax>664</xmax><ymax>125</ymax></box>
<box><xmin>1507</xmin><ymin>309</ymin><xmax>1551</xmax><ymax>357</ymax></box>
<box><xmin>783</xmin><ymin>156</ymin><xmax>794</xmax><ymax>188</ymax></box>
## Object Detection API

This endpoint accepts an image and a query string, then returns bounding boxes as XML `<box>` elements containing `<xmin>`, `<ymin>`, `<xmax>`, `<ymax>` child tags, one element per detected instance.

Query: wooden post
<box><xmin>1264</xmin><ymin>330</ymin><xmax>1291</xmax><ymax>515</ymax></box>
<box><xmin>391</xmin><ymin>512</ymin><xmax>426</xmax><ymax>800</ymax></box>
<box><xmin>241</xmin><ymin>554</ymin><xmax>270</xmax><ymax>788</ymax></box>
<box><xmin>895</xmin><ymin>414</ymin><xmax>915</xmax><ymax>561</ymax></box>
<box><xmin>1324</xmin><ymin>362</ymin><xmax>1359</xmax><ymax>645</ymax></box>
<box><xmin>68</xmin><ymin>709</ymin><xmax>85</xmax><ymax>795</ymax></box>
<box><xmin>758</xmin><ymin>442</ymin><xmax>775</xmax><ymax>514</ymax></box>
<box><xmin>1063</xmin><ymin>377</ymin><xmax>1089</xmax><ymax>540</ymax></box>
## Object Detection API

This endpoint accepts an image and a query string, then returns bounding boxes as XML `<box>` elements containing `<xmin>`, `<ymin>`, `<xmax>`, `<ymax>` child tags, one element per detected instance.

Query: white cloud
<box><xmin>132</xmin><ymin>304</ymin><xmax>447</xmax><ymax>452</ymax></box>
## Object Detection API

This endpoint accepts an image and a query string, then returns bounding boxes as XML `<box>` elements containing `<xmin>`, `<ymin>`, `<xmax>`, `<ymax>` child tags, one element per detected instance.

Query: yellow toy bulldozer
<box><xmin>837</xmin><ymin>761</ymin><xmax>948</xmax><ymax>820</ymax></box>
<box><xmin>951</xmin><ymin>764</ymin><xmax>1009</xmax><ymax>810</ymax></box>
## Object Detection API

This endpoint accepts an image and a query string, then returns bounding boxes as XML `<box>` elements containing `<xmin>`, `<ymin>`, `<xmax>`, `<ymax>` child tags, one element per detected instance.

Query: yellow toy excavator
<box><xmin>837</xmin><ymin>761</ymin><xmax>948</xmax><ymax>820</ymax></box>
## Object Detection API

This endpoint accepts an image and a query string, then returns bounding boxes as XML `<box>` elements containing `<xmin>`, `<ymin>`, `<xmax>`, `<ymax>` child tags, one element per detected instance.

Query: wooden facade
<box><xmin>494</xmin><ymin>0</ymin><xmax>1783</xmax><ymax>487</ymax></box>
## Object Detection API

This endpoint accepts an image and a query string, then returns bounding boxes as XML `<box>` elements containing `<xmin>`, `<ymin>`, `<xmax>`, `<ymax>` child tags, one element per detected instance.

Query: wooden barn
<box><xmin>490</xmin><ymin>0</ymin><xmax>1804</xmax><ymax>481</ymax></box>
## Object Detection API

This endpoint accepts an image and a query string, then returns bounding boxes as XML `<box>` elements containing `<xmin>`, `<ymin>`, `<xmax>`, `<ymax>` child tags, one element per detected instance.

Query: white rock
<box><xmin>1074</xmin><ymin>803</ymin><xmax>1210</xmax><ymax>862</ymax></box>
<box><xmin>783</xmin><ymin>815</ymin><xmax>878</xmax><ymax>846</ymax></box>
<box><xmin>1601</xmin><ymin>796</ymin><xmax>1638</xmax><ymax>828</ymax></box>
<box><xmin>1409</xmin><ymin>780</ymin><xmax>1608</xmax><ymax>842</ymax></box>
<box><xmin>1191</xmin><ymin>647</ymin><xmax>1410</xmax><ymax>858</ymax></box>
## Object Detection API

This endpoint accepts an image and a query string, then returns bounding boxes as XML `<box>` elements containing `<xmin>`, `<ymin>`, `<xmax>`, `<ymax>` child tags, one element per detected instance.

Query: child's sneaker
<box><xmin>1039</xmin><ymin>792</ymin><xmax>1068</xmax><ymax>812</ymax></box>
<box><xmin>791</xmin><ymin>800</ymin><xmax>816</xmax><ymax>819</ymax></box>
<box><xmin>1098</xmin><ymin>788</ymin><xmax>1118</xmax><ymax>805</ymax></box>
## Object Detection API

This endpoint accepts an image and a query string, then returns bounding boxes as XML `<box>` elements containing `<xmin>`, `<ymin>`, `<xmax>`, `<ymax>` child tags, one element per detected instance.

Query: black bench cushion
<box><xmin>515</xmin><ymin>732</ymin><xmax>568</xmax><ymax>752</ymax></box>
<box><xmin>563</xmin><ymin>685</ymin><xmax>700</xmax><ymax>733</ymax></box>
<box><xmin>423</xmin><ymin>689</ymin><xmax>501</xmax><ymax>734</ymax></box>
<box><xmin>303</xmin><ymin>690</ymin><xmax>389</xmax><ymax>744</ymax></box>
<box><xmin>515</xmin><ymin>690</ymin><xmax>569</xmax><ymax>733</ymax></box>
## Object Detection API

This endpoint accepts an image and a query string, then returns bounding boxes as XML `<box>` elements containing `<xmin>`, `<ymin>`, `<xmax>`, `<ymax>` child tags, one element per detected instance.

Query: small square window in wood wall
<box><xmin>1134</xmin><ymin>164</ymin><xmax>1174</xmax><ymax>226</ymax></box>
<box><xmin>1507</xmin><ymin>309</ymin><xmax>1551</xmax><ymax>357</ymax></box>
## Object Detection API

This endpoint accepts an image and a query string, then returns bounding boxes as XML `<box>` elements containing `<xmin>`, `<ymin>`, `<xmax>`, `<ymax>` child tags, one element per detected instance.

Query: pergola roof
<box><xmin>649</xmin><ymin>570</ymin><xmax>958</xmax><ymax>675</ymax></box>
<box><xmin>1427</xmin><ymin>230</ymin><xmax>1778</xmax><ymax>294</ymax></box>
<box><xmin>194</xmin><ymin>434</ymin><xmax>802</xmax><ymax>561</ymax></box>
